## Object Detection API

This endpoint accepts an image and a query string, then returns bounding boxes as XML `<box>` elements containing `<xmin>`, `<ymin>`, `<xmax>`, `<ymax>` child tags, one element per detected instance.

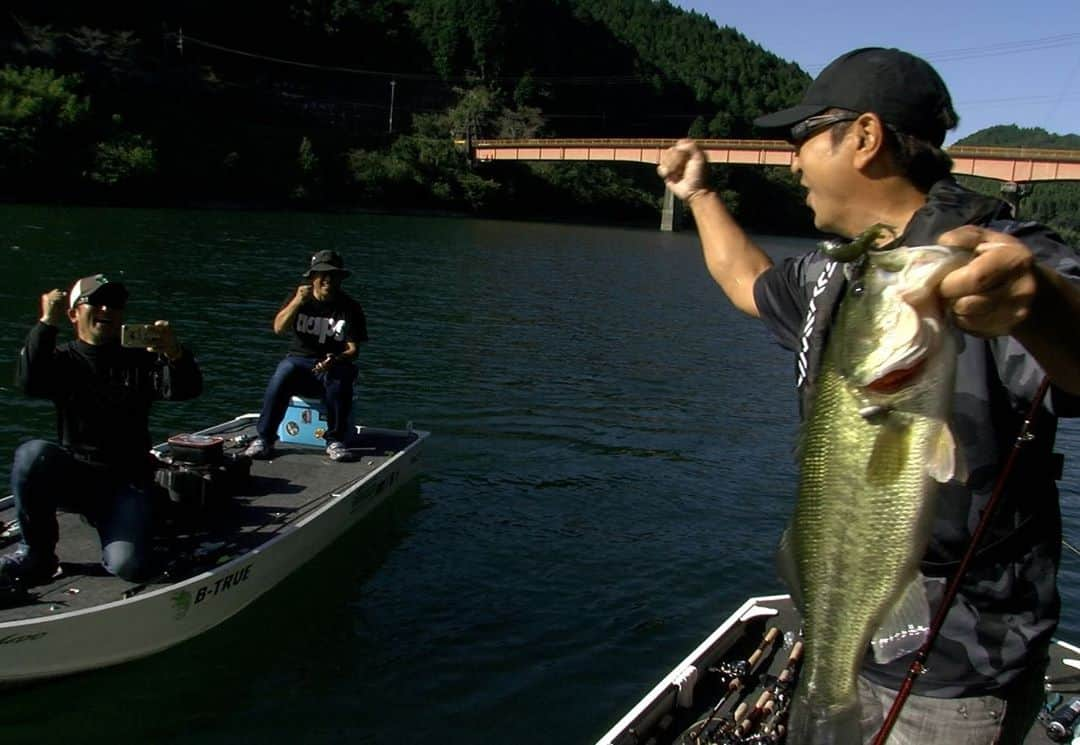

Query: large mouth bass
<box><xmin>780</xmin><ymin>225</ymin><xmax>971</xmax><ymax>744</ymax></box>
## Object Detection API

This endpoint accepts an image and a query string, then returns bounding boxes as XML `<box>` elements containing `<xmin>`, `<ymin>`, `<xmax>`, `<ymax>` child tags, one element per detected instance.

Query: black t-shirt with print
<box><xmin>287</xmin><ymin>293</ymin><xmax>368</xmax><ymax>358</ymax></box>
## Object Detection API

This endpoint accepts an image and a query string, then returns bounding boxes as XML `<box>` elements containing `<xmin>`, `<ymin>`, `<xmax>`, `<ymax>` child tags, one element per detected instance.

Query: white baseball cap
<box><xmin>68</xmin><ymin>274</ymin><xmax>128</xmax><ymax>310</ymax></box>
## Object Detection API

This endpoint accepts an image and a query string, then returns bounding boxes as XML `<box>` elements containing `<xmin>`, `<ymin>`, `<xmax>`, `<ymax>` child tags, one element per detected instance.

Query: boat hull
<box><xmin>0</xmin><ymin>416</ymin><xmax>427</xmax><ymax>684</ymax></box>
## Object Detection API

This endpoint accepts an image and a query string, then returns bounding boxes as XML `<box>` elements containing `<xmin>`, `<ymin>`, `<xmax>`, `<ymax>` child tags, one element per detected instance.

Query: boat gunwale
<box><xmin>594</xmin><ymin>593</ymin><xmax>791</xmax><ymax>745</ymax></box>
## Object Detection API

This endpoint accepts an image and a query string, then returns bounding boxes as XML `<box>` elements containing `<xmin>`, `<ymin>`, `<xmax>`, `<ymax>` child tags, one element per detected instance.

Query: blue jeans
<box><xmin>256</xmin><ymin>356</ymin><xmax>356</xmax><ymax>445</ymax></box>
<box><xmin>11</xmin><ymin>439</ymin><xmax>153</xmax><ymax>581</ymax></box>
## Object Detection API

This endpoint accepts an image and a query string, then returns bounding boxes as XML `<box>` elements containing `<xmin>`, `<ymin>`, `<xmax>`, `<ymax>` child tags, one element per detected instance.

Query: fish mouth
<box><xmin>864</xmin><ymin>357</ymin><xmax>927</xmax><ymax>394</ymax></box>
<box><xmin>855</xmin><ymin>296</ymin><xmax>942</xmax><ymax>396</ymax></box>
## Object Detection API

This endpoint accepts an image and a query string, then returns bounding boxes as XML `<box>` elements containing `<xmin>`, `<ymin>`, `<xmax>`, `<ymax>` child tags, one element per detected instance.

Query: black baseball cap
<box><xmin>754</xmin><ymin>47</ymin><xmax>957</xmax><ymax>147</ymax></box>
<box><xmin>303</xmin><ymin>249</ymin><xmax>350</xmax><ymax>278</ymax></box>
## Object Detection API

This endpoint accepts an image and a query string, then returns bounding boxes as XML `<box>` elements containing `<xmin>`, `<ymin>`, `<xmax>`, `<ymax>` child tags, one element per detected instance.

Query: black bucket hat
<box><xmin>303</xmin><ymin>250</ymin><xmax>350</xmax><ymax>278</ymax></box>
<box><xmin>753</xmin><ymin>47</ymin><xmax>957</xmax><ymax>147</ymax></box>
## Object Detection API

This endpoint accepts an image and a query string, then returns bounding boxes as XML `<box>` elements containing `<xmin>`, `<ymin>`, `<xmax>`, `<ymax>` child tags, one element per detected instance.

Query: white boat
<box><xmin>0</xmin><ymin>413</ymin><xmax>428</xmax><ymax>685</ymax></box>
<box><xmin>596</xmin><ymin>594</ymin><xmax>1080</xmax><ymax>745</ymax></box>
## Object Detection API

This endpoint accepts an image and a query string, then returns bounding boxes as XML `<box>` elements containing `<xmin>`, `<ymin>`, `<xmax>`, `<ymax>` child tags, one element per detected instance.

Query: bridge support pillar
<box><xmin>660</xmin><ymin>185</ymin><xmax>679</xmax><ymax>232</ymax></box>
<box><xmin>1000</xmin><ymin>182</ymin><xmax>1032</xmax><ymax>219</ymax></box>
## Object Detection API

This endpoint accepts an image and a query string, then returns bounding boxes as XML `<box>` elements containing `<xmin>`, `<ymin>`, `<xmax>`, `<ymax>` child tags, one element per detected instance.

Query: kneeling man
<box><xmin>1</xmin><ymin>274</ymin><xmax>202</xmax><ymax>587</ymax></box>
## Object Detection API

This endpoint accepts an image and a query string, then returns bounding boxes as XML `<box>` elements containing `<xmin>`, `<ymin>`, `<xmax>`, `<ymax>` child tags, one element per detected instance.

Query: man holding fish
<box><xmin>659</xmin><ymin>47</ymin><xmax>1080</xmax><ymax>744</ymax></box>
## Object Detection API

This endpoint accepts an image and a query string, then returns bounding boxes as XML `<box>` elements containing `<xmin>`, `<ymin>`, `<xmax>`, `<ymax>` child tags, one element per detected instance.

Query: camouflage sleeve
<box><xmin>990</xmin><ymin>220</ymin><xmax>1080</xmax><ymax>417</ymax></box>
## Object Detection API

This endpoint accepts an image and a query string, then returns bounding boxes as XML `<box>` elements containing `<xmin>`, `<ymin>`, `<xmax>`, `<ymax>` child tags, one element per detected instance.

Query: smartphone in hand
<box><xmin>120</xmin><ymin>323</ymin><xmax>163</xmax><ymax>348</ymax></box>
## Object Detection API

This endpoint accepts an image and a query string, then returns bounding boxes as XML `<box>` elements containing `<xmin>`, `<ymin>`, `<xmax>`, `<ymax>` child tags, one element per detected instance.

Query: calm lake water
<box><xmin>0</xmin><ymin>205</ymin><xmax>1076</xmax><ymax>744</ymax></box>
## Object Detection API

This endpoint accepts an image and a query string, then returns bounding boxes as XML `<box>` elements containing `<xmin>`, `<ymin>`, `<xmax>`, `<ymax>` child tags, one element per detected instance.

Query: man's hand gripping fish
<box><xmin>778</xmin><ymin>224</ymin><xmax>972</xmax><ymax>744</ymax></box>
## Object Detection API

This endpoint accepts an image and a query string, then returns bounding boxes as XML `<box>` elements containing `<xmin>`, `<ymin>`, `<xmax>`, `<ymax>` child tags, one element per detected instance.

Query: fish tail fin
<box><xmin>787</xmin><ymin>692</ymin><xmax>863</xmax><ymax>745</ymax></box>
<box><xmin>870</xmin><ymin>573</ymin><xmax>931</xmax><ymax>664</ymax></box>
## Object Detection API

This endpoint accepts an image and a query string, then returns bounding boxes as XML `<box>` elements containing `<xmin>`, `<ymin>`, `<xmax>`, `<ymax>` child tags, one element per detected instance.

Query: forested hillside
<box><xmin>1</xmin><ymin>2</ymin><xmax>1077</xmax><ymax>242</ymax></box>
<box><xmin>956</xmin><ymin>126</ymin><xmax>1080</xmax><ymax>244</ymax></box>
<box><xmin>0</xmin><ymin>0</ymin><xmax>815</xmax><ymax>231</ymax></box>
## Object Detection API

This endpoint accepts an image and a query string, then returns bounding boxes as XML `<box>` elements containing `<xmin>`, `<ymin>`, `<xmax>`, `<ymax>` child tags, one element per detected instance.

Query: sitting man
<box><xmin>243</xmin><ymin>250</ymin><xmax>367</xmax><ymax>462</ymax></box>
<box><xmin>1</xmin><ymin>274</ymin><xmax>203</xmax><ymax>588</ymax></box>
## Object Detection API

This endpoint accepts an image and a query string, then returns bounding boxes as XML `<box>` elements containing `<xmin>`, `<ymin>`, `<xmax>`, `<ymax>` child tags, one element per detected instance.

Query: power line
<box><xmin>963</xmin><ymin>92</ymin><xmax>1080</xmax><ymax>106</ymax></box>
<box><xmin>1043</xmin><ymin>48</ymin><xmax>1080</xmax><ymax>127</ymax></box>
<box><xmin>156</xmin><ymin>25</ymin><xmax>1080</xmax><ymax>140</ymax></box>
<box><xmin>925</xmin><ymin>34</ymin><xmax>1080</xmax><ymax>64</ymax></box>
<box><xmin>168</xmin><ymin>32</ymin><xmax>653</xmax><ymax>85</ymax></box>
<box><xmin>803</xmin><ymin>33</ymin><xmax>1080</xmax><ymax>73</ymax></box>
<box><xmin>169</xmin><ymin>32</ymin><xmax>433</xmax><ymax>81</ymax></box>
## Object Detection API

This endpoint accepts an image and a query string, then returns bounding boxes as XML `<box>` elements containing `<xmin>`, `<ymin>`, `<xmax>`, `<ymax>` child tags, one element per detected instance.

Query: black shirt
<box><xmin>16</xmin><ymin>322</ymin><xmax>203</xmax><ymax>477</ymax></box>
<box><xmin>286</xmin><ymin>293</ymin><xmax>368</xmax><ymax>358</ymax></box>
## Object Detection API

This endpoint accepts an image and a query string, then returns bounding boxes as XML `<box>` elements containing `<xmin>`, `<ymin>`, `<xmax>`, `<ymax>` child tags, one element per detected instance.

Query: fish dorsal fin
<box><xmin>926</xmin><ymin>424</ymin><xmax>959</xmax><ymax>483</ymax></box>
<box><xmin>869</xmin><ymin>574</ymin><xmax>932</xmax><ymax>664</ymax></box>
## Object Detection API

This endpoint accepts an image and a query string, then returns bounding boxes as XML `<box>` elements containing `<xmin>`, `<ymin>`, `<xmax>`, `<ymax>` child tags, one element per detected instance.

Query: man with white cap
<box><xmin>0</xmin><ymin>274</ymin><xmax>202</xmax><ymax>589</ymax></box>
<box><xmin>658</xmin><ymin>47</ymin><xmax>1080</xmax><ymax>744</ymax></box>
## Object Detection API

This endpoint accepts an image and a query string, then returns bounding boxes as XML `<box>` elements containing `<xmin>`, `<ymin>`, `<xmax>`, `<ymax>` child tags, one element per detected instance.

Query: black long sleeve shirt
<box><xmin>16</xmin><ymin>322</ymin><xmax>203</xmax><ymax>477</ymax></box>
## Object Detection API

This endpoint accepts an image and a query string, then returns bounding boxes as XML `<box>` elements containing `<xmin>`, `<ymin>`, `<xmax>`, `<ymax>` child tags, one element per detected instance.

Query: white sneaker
<box><xmin>243</xmin><ymin>438</ymin><xmax>273</xmax><ymax>460</ymax></box>
<box><xmin>326</xmin><ymin>442</ymin><xmax>350</xmax><ymax>462</ymax></box>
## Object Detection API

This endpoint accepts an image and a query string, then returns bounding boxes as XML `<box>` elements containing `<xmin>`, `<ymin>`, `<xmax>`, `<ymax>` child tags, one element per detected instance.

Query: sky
<box><xmin>672</xmin><ymin>0</ymin><xmax>1080</xmax><ymax>145</ymax></box>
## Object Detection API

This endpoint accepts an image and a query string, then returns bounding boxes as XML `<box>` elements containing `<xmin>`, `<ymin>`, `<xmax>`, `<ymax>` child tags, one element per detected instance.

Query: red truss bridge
<box><xmin>467</xmin><ymin>138</ymin><xmax>1080</xmax><ymax>230</ymax></box>
<box><xmin>470</xmin><ymin>138</ymin><xmax>1080</xmax><ymax>182</ymax></box>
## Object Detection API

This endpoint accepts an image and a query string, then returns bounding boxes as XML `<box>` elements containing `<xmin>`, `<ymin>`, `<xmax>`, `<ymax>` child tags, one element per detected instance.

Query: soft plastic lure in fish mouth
<box><xmin>822</xmin><ymin>223</ymin><xmax>897</xmax><ymax>262</ymax></box>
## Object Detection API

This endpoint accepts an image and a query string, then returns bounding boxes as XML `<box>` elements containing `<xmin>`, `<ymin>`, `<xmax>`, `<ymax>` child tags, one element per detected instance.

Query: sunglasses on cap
<box><xmin>787</xmin><ymin>112</ymin><xmax>860</xmax><ymax>146</ymax></box>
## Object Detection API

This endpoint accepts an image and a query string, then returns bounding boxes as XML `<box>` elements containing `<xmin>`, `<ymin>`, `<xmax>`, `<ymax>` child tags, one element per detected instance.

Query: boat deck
<box><xmin>0</xmin><ymin>416</ymin><xmax>417</xmax><ymax>624</ymax></box>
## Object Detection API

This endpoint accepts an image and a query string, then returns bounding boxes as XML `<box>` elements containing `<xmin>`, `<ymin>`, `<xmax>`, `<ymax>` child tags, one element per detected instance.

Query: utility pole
<box><xmin>1000</xmin><ymin>181</ymin><xmax>1032</xmax><ymax>219</ymax></box>
<box><xmin>388</xmin><ymin>80</ymin><xmax>396</xmax><ymax>134</ymax></box>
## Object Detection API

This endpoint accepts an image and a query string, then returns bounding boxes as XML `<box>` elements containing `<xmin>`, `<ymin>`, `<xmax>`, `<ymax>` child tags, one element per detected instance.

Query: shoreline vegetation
<box><xmin>2</xmin><ymin>2</ymin><xmax>1078</xmax><ymax>243</ymax></box>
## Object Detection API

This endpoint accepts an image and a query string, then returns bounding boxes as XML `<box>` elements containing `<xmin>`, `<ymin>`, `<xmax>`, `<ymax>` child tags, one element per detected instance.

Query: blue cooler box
<box><xmin>276</xmin><ymin>396</ymin><xmax>355</xmax><ymax>447</ymax></box>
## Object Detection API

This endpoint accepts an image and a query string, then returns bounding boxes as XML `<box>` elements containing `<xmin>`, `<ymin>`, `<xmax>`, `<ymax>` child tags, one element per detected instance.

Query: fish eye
<box><xmin>851</xmin><ymin>282</ymin><xmax>865</xmax><ymax>297</ymax></box>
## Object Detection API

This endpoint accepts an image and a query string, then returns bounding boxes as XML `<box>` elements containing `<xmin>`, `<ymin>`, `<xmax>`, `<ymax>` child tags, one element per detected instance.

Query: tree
<box><xmin>447</xmin><ymin>84</ymin><xmax>498</xmax><ymax>142</ymax></box>
<box><xmin>293</xmin><ymin>135</ymin><xmax>322</xmax><ymax>201</ymax></box>
<box><xmin>88</xmin><ymin>133</ymin><xmax>157</xmax><ymax>188</ymax></box>
<box><xmin>0</xmin><ymin>65</ymin><xmax>91</xmax><ymax>193</ymax></box>
<box><xmin>496</xmin><ymin>105</ymin><xmax>544</xmax><ymax>139</ymax></box>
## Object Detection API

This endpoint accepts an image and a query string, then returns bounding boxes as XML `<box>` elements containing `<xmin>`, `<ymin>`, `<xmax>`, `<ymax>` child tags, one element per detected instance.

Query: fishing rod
<box><xmin>757</xmin><ymin>640</ymin><xmax>804</xmax><ymax>739</ymax></box>
<box><xmin>872</xmin><ymin>375</ymin><xmax>1052</xmax><ymax>745</ymax></box>
<box><xmin>733</xmin><ymin>689</ymin><xmax>774</xmax><ymax>737</ymax></box>
<box><xmin>1045</xmin><ymin>672</ymin><xmax>1080</xmax><ymax>693</ymax></box>
<box><xmin>688</xmin><ymin>626</ymin><xmax>781</xmax><ymax>743</ymax></box>
<box><xmin>723</xmin><ymin>640</ymin><xmax>805</xmax><ymax>744</ymax></box>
